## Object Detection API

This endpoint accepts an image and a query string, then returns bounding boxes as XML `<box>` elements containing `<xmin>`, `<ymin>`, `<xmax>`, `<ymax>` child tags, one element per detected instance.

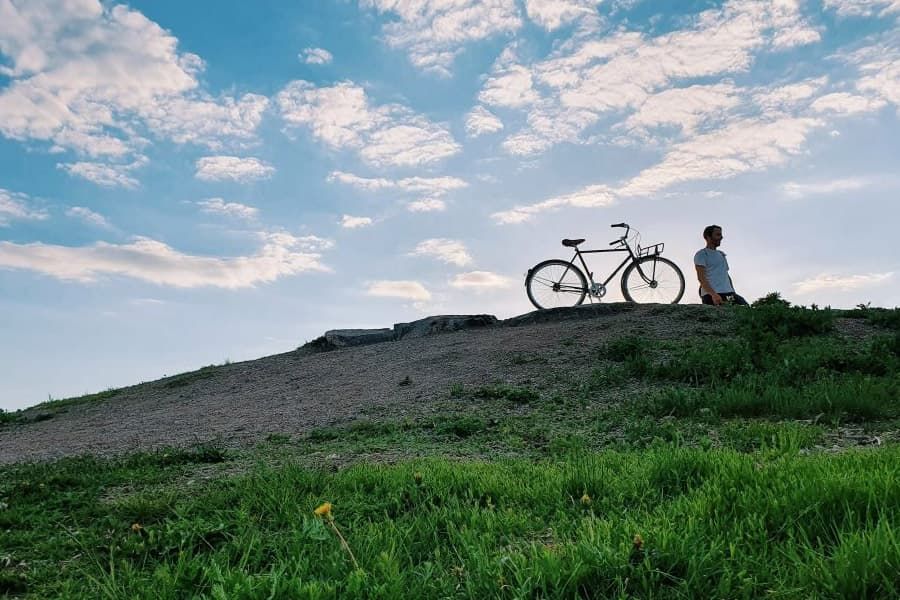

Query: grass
<box><xmin>2</xmin><ymin>447</ymin><xmax>900</xmax><ymax>598</ymax></box>
<box><xmin>3</xmin><ymin>299</ymin><xmax>900</xmax><ymax>597</ymax></box>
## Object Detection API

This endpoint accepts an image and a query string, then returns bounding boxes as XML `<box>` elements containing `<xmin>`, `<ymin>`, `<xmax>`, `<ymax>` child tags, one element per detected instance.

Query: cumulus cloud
<box><xmin>793</xmin><ymin>272</ymin><xmax>895</xmax><ymax>295</ymax></box>
<box><xmin>194</xmin><ymin>156</ymin><xmax>275</xmax><ymax>182</ymax></box>
<box><xmin>823</xmin><ymin>0</ymin><xmax>900</xmax><ymax>17</ymax></box>
<box><xmin>196</xmin><ymin>198</ymin><xmax>259</xmax><ymax>221</ymax></box>
<box><xmin>328</xmin><ymin>171</ymin><xmax>467</xmax><ymax>195</ymax></box>
<box><xmin>449</xmin><ymin>271</ymin><xmax>514</xmax><ymax>289</ymax></box>
<box><xmin>524</xmin><ymin>0</ymin><xmax>600</xmax><ymax>30</ymax></box>
<box><xmin>617</xmin><ymin>117</ymin><xmax>822</xmax><ymax>197</ymax></box>
<box><xmin>411</xmin><ymin>239</ymin><xmax>473</xmax><ymax>266</ymax></box>
<box><xmin>476</xmin><ymin>1</ymin><xmax>821</xmax><ymax>157</ymax></box>
<box><xmin>781</xmin><ymin>178</ymin><xmax>873</xmax><ymax>198</ymax></box>
<box><xmin>407</xmin><ymin>198</ymin><xmax>447</xmax><ymax>212</ymax></box>
<box><xmin>366</xmin><ymin>280</ymin><xmax>431</xmax><ymax>301</ymax></box>
<box><xmin>65</xmin><ymin>206</ymin><xmax>111</xmax><ymax>229</ymax></box>
<box><xmin>340</xmin><ymin>215</ymin><xmax>373</xmax><ymax>229</ymax></box>
<box><xmin>0</xmin><ymin>232</ymin><xmax>332</xmax><ymax>288</ymax></box>
<box><xmin>811</xmin><ymin>92</ymin><xmax>887</xmax><ymax>115</ymax></box>
<box><xmin>0</xmin><ymin>1</ymin><xmax>268</xmax><ymax>159</ymax></box>
<box><xmin>57</xmin><ymin>158</ymin><xmax>147</xmax><ymax>188</ymax></box>
<box><xmin>360</xmin><ymin>0</ymin><xmax>521</xmax><ymax>76</ymax></box>
<box><xmin>624</xmin><ymin>83</ymin><xmax>740</xmax><ymax>137</ymax></box>
<box><xmin>492</xmin><ymin>183</ymin><xmax>615</xmax><ymax>223</ymax></box>
<box><xmin>465</xmin><ymin>105</ymin><xmax>504</xmax><ymax>137</ymax></box>
<box><xmin>0</xmin><ymin>188</ymin><xmax>49</xmax><ymax>226</ymax></box>
<box><xmin>277</xmin><ymin>81</ymin><xmax>460</xmax><ymax>167</ymax></box>
<box><xmin>300</xmin><ymin>47</ymin><xmax>333</xmax><ymax>64</ymax></box>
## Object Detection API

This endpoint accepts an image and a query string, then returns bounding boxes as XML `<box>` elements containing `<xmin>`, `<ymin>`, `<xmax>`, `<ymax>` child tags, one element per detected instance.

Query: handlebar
<box><xmin>611</xmin><ymin>223</ymin><xmax>628</xmax><ymax>228</ymax></box>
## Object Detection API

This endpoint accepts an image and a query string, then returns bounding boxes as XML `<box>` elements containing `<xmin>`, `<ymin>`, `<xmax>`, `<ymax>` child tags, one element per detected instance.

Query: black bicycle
<box><xmin>525</xmin><ymin>223</ymin><xmax>685</xmax><ymax>309</ymax></box>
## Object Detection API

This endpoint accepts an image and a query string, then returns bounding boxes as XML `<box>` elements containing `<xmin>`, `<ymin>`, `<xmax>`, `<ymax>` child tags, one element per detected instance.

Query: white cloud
<box><xmin>479</xmin><ymin>64</ymin><xmax>540</xmax><ymax>108</ymax></box>
<box><xmin>194</xmin><ymin>156</ymin><xmax>275</xmax><ymax>182</ymax></box>
<box><xmin>492</xmin><ymin>184</ymin><xmax>615</xmax><ymax>223</ymax></box>
<box><xmin>465</xmin><ymin>105</ymin><xmax>504</xmax><ymax>137</ymax></box>
<box><xmin>65</xmin><ymin>206</ymin><xmax>110</xmax><ymax>229</ymax></box>
<box><xmin>0</xmin><ymin>1</ymin><xmax>267</xmax><ymax>159</ymax></box>
<box><xmin>624</xmin><ymin>83</ymin><xmax>740</xmax><ymax>136</ymax></box>
<box><xmin>277</xmin><ymin>80</ymin><xmax>460</xmax><ymax>167</ymax></box>
<box><xmin>360</xmin><ymin>0</ymin><xmax>521</xmax><ymax>76</ymax></box>
<box><xmin>449</xmin><ymin>271</ymin><xmax>514</xmax><ymax>289</ymax></box>
<box><xmin>0</xmin><ymin>232</ymin><xmax>332</xmax><ymax>288</ymax></box>
<box><xmin>196</xmin><ymin>198</ymin><xmax>259</xmax><ymax>221</ymax></box>
<box><xmin>771</xmin><ymin>25</ymin><xmax>821</xmax><ymax>50</ymax></box>
<box><xmin>752</xmin><ymin>78</ymin><xmax>828</xmax><ymax>112</ymax></box>
<box><xmin>524</xmin><ymin>0</ymin><xmax>600</xmax><ymax>30</ymax></box>
<box><xmin>481</xmin><ymin>0</ymin><xmax>819</xmax><ymax>156</ymax></box>
<box><xmin>407</xmin><ymin>198</ymin><xmax>447</xmax><ymax>212</ymax></box>
<box><xmin>340</xmin><ymin>215</ymin><xmax>373</xmax><ymax>229</ymax></box>
<box><xmin>823</xmin><ymin>0</ymin><xmax>900</xmax><ymax>17</ymax></box>
<box><xmin>328</xmin><ymin>171</ymin><xmax>467</xmax><ymax>195</ymax></box>
<box><xmin>781</xmin><ymin>178</ymin><xmax>872</xmax><ymax>198</ymax></box>
<box><xmin>57</xmin><ymin>158</ymin><xmax>147</xmax><ymax>188</ymax></box>
<box><xmin>617</xmin><ymin>117</ymin><xmax>822</xmax><ymax>197</ymax></box>
<box><xmin>411</xmin><ymin>239</ymin><xmax>473</xmax><ymax>266</ymax></box>
<box><xmin>810</xmin><ymin>92</ymin><xmax>887</xmax><ymax>115</ymax></box>
<box><xmin>366</xmin><ymin>280</ymin><xmax>431</xmax><ymax>301</ymax></box>
<box><xmin>300</xmin><ymin>47</ymin><xmax>333</xmax><ymax>65</ymax></box>
<box><xmin>0</xmin><ymin>188</ymin><xmax>48</xmax><ymax>226</ymax></box>
<box><xmin>793</xmin><ymin>272</ymin><xmax>895</xmax><ymax>295</ymax></box>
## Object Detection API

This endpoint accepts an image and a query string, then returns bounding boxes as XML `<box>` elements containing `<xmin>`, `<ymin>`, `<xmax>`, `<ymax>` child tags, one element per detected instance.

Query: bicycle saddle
<box><xmin>561</xmin><ymin>238</ymin><xmax>585</xmax><ymax>247</ymax></box>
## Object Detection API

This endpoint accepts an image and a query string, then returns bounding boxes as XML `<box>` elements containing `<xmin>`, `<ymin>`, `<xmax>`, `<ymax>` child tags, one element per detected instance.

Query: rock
<box><xmin>393</xmin><ymin>314</ymin><xmax>499</xmax><ymax>339</ymax></box>
<box><xmin>323</xmin><ymin>328</ymin><xmax>394</xmax><ymax>348</ymax></box>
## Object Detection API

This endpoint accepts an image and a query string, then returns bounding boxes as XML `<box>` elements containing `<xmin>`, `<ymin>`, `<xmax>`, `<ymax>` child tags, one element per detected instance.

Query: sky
<box><xmin>1</xmin><ymin>0</ymin><xmax>899</xmax><ymax>411</ymax></box>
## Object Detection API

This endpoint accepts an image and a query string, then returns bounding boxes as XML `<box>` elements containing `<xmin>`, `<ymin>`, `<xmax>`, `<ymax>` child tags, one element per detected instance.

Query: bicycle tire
<box><xmin>525</xmin><ymin>259</ymin><xmax>588</xmax><ymax>310</ymax></box>
<box><xmin>620</xmin><ymin>256</ymin><xmax>685</xmax><ymax>304</ymax></box>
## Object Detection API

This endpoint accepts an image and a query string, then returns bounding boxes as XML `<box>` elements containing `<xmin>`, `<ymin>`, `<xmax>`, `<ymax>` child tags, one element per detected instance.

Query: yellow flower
<box><xmin>131</xmin><ymin>523</ymin><xmax>143</xmax><ymax>533</ymax></box>
<box><xmin>580</xmin><ymin>493</ymin><xmax>591</xmax><ymax>506</ymax></box>
<box><xmin>633</xmin><ymin>534</ymin><xmax>644</xmax><ymax>550</ymax></box>
<box><xmin>314</xmin><ymin>502</ymin><xmax>333</xmax><ymax>518</ymax></box>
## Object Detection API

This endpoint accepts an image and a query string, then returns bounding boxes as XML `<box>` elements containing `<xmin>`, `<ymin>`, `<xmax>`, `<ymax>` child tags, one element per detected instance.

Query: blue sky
<box><xmin>1</xmin><ymin>0</ymin><xmax>899</xmax><ymax>410</ymax></box>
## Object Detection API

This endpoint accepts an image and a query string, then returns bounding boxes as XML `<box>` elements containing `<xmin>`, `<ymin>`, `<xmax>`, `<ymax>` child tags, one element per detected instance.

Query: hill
<box><xmin>1</xmin><ymin>300</ymin><xmax>899</xmax><ymax>598</ymax></box>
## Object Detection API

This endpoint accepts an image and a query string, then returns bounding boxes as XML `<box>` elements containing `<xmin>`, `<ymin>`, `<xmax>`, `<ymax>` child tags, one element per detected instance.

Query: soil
<box><xmin>0</xmin><ymin>304</ymin><xmax>881</xmax><ymax>464</ymax></box>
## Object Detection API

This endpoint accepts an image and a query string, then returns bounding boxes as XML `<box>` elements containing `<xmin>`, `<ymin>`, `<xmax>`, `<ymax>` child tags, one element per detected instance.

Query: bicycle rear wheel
<box><xmin>620</xmin><ymin>256</ymin><xmax>685</xmax><ymax>304</ymax></box>
<box><xmin>525</xmin><ymin>259</ymin><xmax>588</xmax><ymax>310</ymax></box>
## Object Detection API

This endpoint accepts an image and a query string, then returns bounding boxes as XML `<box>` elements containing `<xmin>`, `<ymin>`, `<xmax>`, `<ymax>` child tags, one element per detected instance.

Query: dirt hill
<box><xmin>0</xmin><ymin>303</ymin><xmax>882</xmax><ymax>464</ymax></box>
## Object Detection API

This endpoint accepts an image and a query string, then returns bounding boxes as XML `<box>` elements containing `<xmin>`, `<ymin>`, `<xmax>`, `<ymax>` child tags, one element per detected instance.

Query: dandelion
<box><xmin>313</xmin><ymin>502</ymin><xmax>333</xmax><ymax>519</ymax></box>
<box><xmin>629</xmin><ymin>533</ymin><xmax>645</xmax><ymax>565</ymax></box>
<box><xmin>314</xmin><ymin>501</ymin><xmax>360</xmax><ymax>571</ymax></box>
<box><xmin>580</xmin><ymin>493</ymin><xmax>591</xmax><ymax>506</ymax></box>
<box><xmin>131</xmin><ymin>523</ymin><xmax>143</xmax><ymax>533</ymax></box>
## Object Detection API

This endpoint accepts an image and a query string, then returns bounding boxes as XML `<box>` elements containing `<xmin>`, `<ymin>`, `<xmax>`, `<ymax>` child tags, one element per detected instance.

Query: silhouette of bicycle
<box><xmin>525</xmin><ymin>223</ymin><xmax>685</xmax><ymax>309</ymax></box>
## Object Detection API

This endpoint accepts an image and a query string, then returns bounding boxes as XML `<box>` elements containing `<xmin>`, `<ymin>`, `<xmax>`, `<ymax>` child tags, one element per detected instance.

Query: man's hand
<box><xmin>710</xmin><ymin>292</ymin><xmax>723</xmax><ymax>306</ymax></box>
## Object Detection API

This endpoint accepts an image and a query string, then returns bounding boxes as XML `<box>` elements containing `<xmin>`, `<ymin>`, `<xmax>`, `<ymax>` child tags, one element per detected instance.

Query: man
<box><xmin>694</xmin><ymin>225</ymin><xmax>748</xmax><ymax>306</ymax></box>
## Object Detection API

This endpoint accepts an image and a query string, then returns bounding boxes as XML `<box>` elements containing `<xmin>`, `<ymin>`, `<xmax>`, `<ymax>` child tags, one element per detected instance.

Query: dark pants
<box><xmin>701</xmin><ymin>292</ymin><xmax>748</xmax><ymax>306</ymax></box>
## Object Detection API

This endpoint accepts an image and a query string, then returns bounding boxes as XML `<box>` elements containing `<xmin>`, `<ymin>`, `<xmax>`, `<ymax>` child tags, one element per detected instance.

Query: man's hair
<box><xmin>703</xmin><ymin>225</ymin><xmax>722</xmax><ymax>240</ymax></box>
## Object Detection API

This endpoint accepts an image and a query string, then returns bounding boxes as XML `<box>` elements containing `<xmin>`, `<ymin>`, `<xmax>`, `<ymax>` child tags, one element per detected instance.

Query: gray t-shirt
<box><xmin>694</xmin><ymin>247</ymin><xmax>734</xmax><ymax>294</ymax></box>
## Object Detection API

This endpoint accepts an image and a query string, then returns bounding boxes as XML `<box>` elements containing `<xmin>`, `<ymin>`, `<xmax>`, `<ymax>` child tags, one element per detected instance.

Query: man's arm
<box><xmin>695</xmin><ymin>265</ymin><xmax>722</xmax><ymax>306</ymax></box>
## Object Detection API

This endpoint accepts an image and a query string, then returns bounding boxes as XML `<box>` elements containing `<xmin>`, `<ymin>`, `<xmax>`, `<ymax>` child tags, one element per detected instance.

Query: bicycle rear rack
<box><xmin>638</xmin><ymin>243</ymin><xmax>664</xmax><ymax>257</ymax></box>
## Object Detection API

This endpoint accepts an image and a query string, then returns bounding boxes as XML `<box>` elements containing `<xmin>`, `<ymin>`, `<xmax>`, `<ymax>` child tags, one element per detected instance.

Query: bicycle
<box><xmin>525</xmin><ymin>223</ymin><xmax>685</xmax><ymax>309</ymax></box>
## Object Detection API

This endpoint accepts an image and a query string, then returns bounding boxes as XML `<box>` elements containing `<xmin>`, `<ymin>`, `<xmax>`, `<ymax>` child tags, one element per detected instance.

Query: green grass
<box><xmin>3</xmin><ymin>447</ymin><xmax>900</xmax><ymax>598</ymax></box>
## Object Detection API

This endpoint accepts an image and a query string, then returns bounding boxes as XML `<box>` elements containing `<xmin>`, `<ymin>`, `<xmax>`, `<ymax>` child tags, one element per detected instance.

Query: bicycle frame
<box><xmin>565</xmin><ymin>242</ymin><xmax>661</xmax><ymax>289</ymax></box>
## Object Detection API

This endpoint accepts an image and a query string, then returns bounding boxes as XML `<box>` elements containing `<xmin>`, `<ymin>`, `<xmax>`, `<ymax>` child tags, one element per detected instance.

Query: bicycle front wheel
<box><xmin>525</xmin><ymin>259</ymin><xmax>588</xmax><ymax>310</ymax></box>
<box><xmin>621</xmin><ymin>256</ymin><xmax>685</xmax><ymax>304</ymax></box>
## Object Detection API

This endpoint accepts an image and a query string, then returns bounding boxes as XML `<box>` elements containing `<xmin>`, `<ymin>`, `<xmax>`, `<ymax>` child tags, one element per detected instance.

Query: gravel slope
<box><xmin>0</xmin><ymin>304</ymin><xmax>874</xmax><ymax>464</ymax></box>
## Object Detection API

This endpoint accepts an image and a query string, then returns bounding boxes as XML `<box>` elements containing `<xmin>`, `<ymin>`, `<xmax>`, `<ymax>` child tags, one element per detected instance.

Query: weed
<box><xmin>474</xmin><ymin>384</ymin><xmax>540</xmax><ymax>404</ymax></box>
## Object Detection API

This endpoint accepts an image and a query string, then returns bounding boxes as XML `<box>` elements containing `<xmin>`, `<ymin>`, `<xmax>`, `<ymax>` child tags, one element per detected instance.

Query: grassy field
<box><xmin>2</xmin><ymin>297</ymin><xmax>899</xmax><ymax>598</ymax></box>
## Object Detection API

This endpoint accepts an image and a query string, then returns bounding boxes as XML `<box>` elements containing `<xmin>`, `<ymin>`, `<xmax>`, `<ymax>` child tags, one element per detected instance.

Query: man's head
<box><xmin>703</xmin><ymin>225</ymin><xmax>723</xmax><ymax>248</ymax></box>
